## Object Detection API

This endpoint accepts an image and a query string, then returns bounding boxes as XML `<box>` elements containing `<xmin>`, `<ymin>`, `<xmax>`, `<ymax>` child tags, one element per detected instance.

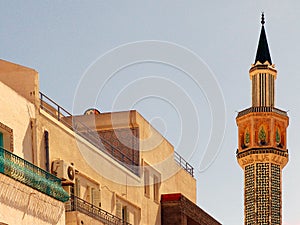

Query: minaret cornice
<box><xmin>249</xmin><ymin>64</ymin><xmax>277</xmax><ymax>80</ymax></box>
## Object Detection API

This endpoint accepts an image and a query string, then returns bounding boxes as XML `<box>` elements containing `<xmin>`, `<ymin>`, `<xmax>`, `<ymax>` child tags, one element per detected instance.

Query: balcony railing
<box><xmin>174</xmin><ymin>151</ymin><xmax>194</xmax><ymax>177</ymax></box>
<box><xmin>0</xmin><ymin>147</ymin><xmax>69</xmax><ymax>202</ymax></box>
<box><xmin>40</xmin><ymin>92</ymin><xmax>194</xmax><ymax>177</ymax></box>
<box><xmin>40</xmin><ymin>92</ymin><xmax>139</xmax><ymax>175</ymax></box>
<box><xmin>237</xmin><ymin>106</ymin><xmax>287</xmax><ymax>118</ymax></box>
<box><xmin>66</xmin><ymin>195</ymin><xmax>131</xmax><ymax>225</ymax></box>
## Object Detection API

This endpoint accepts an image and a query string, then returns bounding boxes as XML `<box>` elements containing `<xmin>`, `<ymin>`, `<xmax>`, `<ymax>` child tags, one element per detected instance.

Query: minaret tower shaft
<box><xmin>236</xmin><ymin>14</ymin><xmax>289</xmax><ymax>225</ymax></box>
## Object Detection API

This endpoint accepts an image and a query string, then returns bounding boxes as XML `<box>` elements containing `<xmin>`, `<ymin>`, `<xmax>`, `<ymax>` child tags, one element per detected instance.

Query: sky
<box><xmin>1</xmin><ymin>1</ymin><xmax>300</xmax><ymax>224</ymax></box>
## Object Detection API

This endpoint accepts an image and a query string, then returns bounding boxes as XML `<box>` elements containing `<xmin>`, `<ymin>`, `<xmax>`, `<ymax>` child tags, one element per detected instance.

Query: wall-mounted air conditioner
<box><xmin>52</xmin><ymin>160</ymin><xmax>75</xmax><ymax>184</ymax></box>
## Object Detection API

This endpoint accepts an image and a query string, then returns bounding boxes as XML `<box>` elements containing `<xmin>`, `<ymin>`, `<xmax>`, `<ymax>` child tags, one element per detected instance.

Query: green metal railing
<box><xmin>0</xmin><ymin>147</ymin><xmax>69</xmax><ymax>202</ymax></box>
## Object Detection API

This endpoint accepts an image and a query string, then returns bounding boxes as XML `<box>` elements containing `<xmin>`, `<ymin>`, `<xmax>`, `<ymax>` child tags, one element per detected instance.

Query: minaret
<box><xmin>236</xmin><ymin>14</ymin><xmax>289</xmax><ymax>225</ymax></box>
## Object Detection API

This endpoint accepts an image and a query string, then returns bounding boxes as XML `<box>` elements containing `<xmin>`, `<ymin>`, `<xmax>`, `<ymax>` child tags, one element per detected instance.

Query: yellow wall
<box><xmin>0</xmin><ymin>60</ymin><xmax>39</xmax><ymax>107</ymax></box>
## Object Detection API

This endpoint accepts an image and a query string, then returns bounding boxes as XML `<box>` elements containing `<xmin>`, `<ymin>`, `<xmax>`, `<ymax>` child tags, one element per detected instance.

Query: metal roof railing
<box><xmin>40</xmin><ymin>92</ymin><xmax>194</xmax><ymax>177</ymax></box>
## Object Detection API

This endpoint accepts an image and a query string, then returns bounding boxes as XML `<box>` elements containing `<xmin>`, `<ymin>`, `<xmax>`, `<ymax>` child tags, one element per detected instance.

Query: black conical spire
<box><xmin>254</xmin><ymin>13</ymin><xmax>272</xmax><ymax>64</ymax></box>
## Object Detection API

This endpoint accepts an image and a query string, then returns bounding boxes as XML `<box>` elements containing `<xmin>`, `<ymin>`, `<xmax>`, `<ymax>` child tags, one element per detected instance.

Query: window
<box><xmin>87</xmin><ymin>186</ymin><xmax>101</xmax><ymax>207</ymax></box>
<box><xmin>44</xmin><ymin>131</ymin><xmax>50</xmax><ymax>172</ymax></box>
<box><xmin>144</xmin><ymin>169</ymin><xmax>150</xmax><ymax>197</ymax></box>
<box><xmin>0</xmin><ymin>122</ymin><xmax>13</xmax><ymax>152</ymax></box>
<box><xmin>122</xmin><ymin>206</ymin><xmax>128</xmax><ymax>223</ymax></box>
<box><xmin>0</xmin><ymin>132</ymin><xmax>3</xmax><ymax>148</ymax></box>
<box><xmin>116</xmin><ymin>199</ymin><xmax>137</xmax><ymax>224</ymax></box>
<box><xmin>153</xmin><ymin>175</ymin><xmax>160</xmax><ymax>202</ymax></box>
<box><xmin>0</xmin><ymin>132</ymin><xmax>3</xmax><ymax>172</ymax></box>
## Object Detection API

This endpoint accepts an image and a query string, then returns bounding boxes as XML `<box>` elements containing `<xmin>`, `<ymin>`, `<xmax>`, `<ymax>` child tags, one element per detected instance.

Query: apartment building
<box><xmin>0</xmin><ymin>59</ymin><xmax>220</xmax><ymax>225</ymax></box>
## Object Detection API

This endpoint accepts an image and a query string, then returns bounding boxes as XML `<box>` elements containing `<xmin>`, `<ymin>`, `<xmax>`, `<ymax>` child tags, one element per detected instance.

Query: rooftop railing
<box><xmin>40</xmin><ymin>92</ymin><xmax>139</xmax><ymax>175</ymax></box>
<box><xmin>174</xmin><ymin>151</ymin><xmax>194</xmax><ymax>177</ymax></box>
<box><xmin>0</xmin><ymin>147</ymin><xmax>69</xmax><ymax>202</ymax></box>
<box><xmin>66</xmin><ymin>195</ymin><xmax>131</xmax><ymax>225</ymax></box>
<box><xmin>39</xmin><ymin>92</ymin><xmax>194</xmax><ymax>177</ymax></box>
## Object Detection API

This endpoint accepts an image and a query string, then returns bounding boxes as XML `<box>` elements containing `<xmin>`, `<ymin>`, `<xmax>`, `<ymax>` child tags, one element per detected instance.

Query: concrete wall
<box><xmin>0</xmin><ymin>60</ymin><xmax>39</xmax><ymax>107</ymax></box>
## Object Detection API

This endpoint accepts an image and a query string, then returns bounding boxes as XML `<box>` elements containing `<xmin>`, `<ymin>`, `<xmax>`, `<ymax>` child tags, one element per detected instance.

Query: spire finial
<box><xmin>261</xmin><ymin>12</ymin><xmax>265</xmax><ymax>25</ymax></box>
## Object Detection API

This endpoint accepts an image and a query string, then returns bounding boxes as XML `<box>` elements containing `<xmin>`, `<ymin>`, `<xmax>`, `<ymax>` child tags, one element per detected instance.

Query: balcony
<box><xmin>0</xmin><ymin>147</ymin><xmax>69</xmax><ymax>202</ymax></box>
<box><xmin>237</xmin><ymin>106</ymin><xmax>287</xmax><ymax>118</ymax></box>
<box><xmin>66</xmin><ymin>194</ymin><xmax>131</xmax><ymax>225</ymax></box>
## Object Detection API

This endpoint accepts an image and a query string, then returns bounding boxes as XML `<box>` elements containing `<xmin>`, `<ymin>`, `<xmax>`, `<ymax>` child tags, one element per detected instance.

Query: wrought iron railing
<box><xmin>0</xmin><ymin>147</ymin><xmax>69</xmax><ymax>202</ymax></box>
<box><xmin>66</xmin><ymin>195</ymin><xmax>131</xmax><ymax>225</ymax></box>
<box><xmin>40</xmin><ymin>92</ymin><xmax>194</xmax><ymax>177</ymax></box>
<box><xmin>40</xmin><ymin>92</ymin><xmax>139</xmax><ymax>175</ymax></box>
<box><xmin>174</xmin><ymin>151</ymin><xmax>194</xmax><ymax>177</ymax></box>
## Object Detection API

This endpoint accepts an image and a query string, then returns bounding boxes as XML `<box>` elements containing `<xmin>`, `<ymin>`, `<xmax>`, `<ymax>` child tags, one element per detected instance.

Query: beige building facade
<box><xmin>0</xmin><ymin>60</ymin><xmax>68</xmax><ymax>225</ymax></box>
<box><xmin>0</xmin><ymin>59</ymin><xmax>220</xmax><ymax>225</ymax></box>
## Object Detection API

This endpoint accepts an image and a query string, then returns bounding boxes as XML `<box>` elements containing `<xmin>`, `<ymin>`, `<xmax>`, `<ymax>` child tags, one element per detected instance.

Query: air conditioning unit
<box><xmin>52</xmin><ymin>160</ymin><xmax>75</xmax><ymax>184</ymax></box>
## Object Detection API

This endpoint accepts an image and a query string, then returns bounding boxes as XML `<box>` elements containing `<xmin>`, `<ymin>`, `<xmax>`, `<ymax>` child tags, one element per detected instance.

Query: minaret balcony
<box><xmin>237</xmin><ymin>106</ymin><xmax>287</xmax><ymax>118</ymax></box>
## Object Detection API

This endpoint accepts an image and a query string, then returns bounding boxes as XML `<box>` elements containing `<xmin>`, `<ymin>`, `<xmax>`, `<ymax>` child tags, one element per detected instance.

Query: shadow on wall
<box><xmin>22</xmin><ymin>122</ymin><xmax>33</xmax><ymax>163</ymax></box>
<box><xmin>155</xmin><ymin>204</ymin><xmax>161</xmax><ymax>225</ymax></box>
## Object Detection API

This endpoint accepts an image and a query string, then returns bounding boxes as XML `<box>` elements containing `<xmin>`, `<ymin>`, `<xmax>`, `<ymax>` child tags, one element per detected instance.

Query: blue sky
<box><xmin>1</xmin><ymin>1</ymin><xmax>300</xmax><ymax>224</ymax></box>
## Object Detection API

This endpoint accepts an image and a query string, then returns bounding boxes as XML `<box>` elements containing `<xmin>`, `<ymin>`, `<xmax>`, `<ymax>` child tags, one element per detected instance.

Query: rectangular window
<box><xmin>144</xmin><ymin>169</ymin><xmax>150</xmax><ymax>197</ymax></box>
<box><xmin>153</xmin><ymin>175</ymin><xmax>160</xmax><ymax>202</ymax></box>
<box><xmin>44</xmin><ymin>131</ymin><xmax>50</xmax><ymax>172</ymax></box>
<box><xmin>0</xmin><ymin>132</ymin><xmax>4</xmax><ymax>173</ymax></box>
<box><xmin>122</xmin><ymin>206</ymin><xmax>128</xmax><ymax>223</ymax></box>
<box><xmin>0</xmin><ymin>132</ymin><xmax>3</xmax><ymax>148</ymax></box>
<box><xmin>0</xmin><ymin>122</ymin><xmax>13</xmax><ymax>152</ymax></box>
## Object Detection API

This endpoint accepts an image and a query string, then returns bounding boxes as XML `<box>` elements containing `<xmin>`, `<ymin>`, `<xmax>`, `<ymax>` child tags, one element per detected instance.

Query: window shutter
<box><xmin>92</xmin><ymin>188</ymin><xmax>101</xmax><ymax>208</ymax></box>
<box><xmin>75</xmin><ymin>178</ymin><xmax>81</xmax><ymax>197</ymax></box>
<box><xmin>125</xmin><ymin>207</ymin><xmax>129</xmax><ymax>223</ymax></box>
<box><xmin>116</xmin><ymin>201</ymin><xmax>122</xmax><ymax>218</ymax></box>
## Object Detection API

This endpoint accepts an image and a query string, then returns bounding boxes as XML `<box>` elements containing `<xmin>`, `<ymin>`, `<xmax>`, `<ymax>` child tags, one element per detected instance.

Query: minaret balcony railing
<box><xmin>236</xmin><ymin>147</ymin><xmax>288</xmax><ymax>158</ymax></box>
<box><xmin>0</xmin><ymin>147</ymin><xmax>69</xmax><ymax>202</ymax></box>
<box><xmin>237</xmin><ymin>106</ymin><xmax>287</xmax><ymax>118</ymax></box>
